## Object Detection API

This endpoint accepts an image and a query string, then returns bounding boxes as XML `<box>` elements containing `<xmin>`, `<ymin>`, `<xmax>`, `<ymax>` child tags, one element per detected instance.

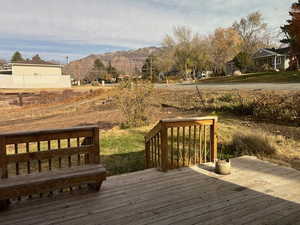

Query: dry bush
<box><xmin>230</xmin><ymin>133</ymin><xmax>276</xmax><ymax>157</ymax></box>
<box><xmin>192</xmin><ymin>89</ymin><xmax>300</xmax><ymax>124</ymax></box>
<box><xmin>115</xmin><ymin>81</ymin><xmax>154</xmax><ymax>128</ymax></box>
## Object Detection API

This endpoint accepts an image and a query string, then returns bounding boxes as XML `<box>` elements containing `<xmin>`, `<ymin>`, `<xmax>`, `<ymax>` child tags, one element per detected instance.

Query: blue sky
<box><xmin>0</xmin><ymin>0</ymin><xmax>293</xmax><ymax>63</ymax></box>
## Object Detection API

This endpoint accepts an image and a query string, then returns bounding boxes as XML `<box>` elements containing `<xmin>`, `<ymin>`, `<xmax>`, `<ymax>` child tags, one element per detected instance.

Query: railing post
<box><xmin>160</xmin><ymin>124</ymin><xmax>168</xmax><ymax>172</ymax></box>
<box><xmin>145</xmin><ymin>139</ymin><xmax>150</xmax><ymax>169</ymax></box>
<box><xmin>92</xmin><ymin>127</ymin><xmax>100</xmax><ymax>164</ymax></box>
<box><xmin>210</xmin><ymin>118</ymin><xmax>217</xmax><ymax>163</ymax></box>
<box><xmin>0</xmin><ymin>136</ymin><xmax>8</xmax><ymax>179</ymax></box>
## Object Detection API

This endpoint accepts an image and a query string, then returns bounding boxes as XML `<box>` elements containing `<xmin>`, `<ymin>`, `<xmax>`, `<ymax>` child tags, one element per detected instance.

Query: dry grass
<box><xmin>0</xmin><ymin>86</ymin><xmax>299</xmax><ymax>173</ymax></box>
<box><xmin>216</xmin><ymin>119</ymin><xmax>300</xmax><ymax>170</ymax></box>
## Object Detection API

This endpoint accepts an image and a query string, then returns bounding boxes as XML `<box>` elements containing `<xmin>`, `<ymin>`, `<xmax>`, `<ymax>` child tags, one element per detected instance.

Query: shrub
<box><xmin>230</xmin><ymin>133</ymin><xmax>276</xmax><ymax>157</ymax></box>
<box><xmin>192</xmin><ymin>90</ymin><xmax>300</xmax><ymax>124</ymax></box>
<box><xmin>217</xmin><ymin>93</ymin><xmax>235</xmax><ymax>103</ymax></box>
<box><xmin>259</xmin><ymin>64</ymin><xmax>275</xmax><ymax>72</ymax></box>
<box><xmin>115</xmin><ymin>81</ymin><xmax>154</xmax><ymax>128</ymax></box>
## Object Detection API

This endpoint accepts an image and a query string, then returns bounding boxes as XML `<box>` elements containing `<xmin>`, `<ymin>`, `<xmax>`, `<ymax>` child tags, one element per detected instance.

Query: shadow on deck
<box><xmin>1</xmin><ymin>156</ymin><xmax>300</xmax><ymax>225</ymax></box>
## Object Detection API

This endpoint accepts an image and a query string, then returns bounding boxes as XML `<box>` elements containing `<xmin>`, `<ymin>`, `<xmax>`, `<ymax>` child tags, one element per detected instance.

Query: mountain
<box><xmin>63</xmin><ymin>47</ymin><xmax>160</xmax><ymax>80</ymax></box>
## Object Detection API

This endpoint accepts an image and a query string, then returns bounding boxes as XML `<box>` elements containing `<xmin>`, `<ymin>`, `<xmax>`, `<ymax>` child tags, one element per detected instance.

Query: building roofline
<box><xmin>8</xmin><ymin>63</ymin><xmax>63</xmax><ymax>68</ymax></box>
<box><xmin>253</xmin><ymin>48</ymin><xmax>288</xmax><ymax>59</ymax></box>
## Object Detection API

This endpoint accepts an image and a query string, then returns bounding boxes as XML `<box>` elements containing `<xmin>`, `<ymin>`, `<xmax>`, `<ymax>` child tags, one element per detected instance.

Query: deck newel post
<box><xmin>93</xmin><ymin>127</ymin><xmax>100</xmax><ymax>164</ymax></box>
<box><xmin>145</xmin><ymin>138</ymin><xmax>150</xmax><ymax>169</ymax></box>
<box><xmin>0</xmin><ymin>136</ymin><xmax>9</xmax><ymax>210</ymax></box>
<box><xmin>161</xmin><ymin>123</ymin><xmax>168</xmax><ymax>172</ymax></box>
<box><xmin>210</xmin><ymin>118</ymin><xmax>217</xmax><ymax>163</ymax></box>
<box><xmin>0</xmin><ymin>136</ymin><xmax>7</xmax><ymax>179</ymax></box>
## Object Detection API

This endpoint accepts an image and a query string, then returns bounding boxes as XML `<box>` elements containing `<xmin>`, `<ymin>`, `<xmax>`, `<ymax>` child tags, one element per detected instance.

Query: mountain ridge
<box><xmin>64</xmin><ymin>46</ymin><xmax>160</xmax><ymax>80</ymax></box>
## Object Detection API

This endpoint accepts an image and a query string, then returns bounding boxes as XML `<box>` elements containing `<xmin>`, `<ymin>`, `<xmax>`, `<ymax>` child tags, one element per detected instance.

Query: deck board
<box><xmin>1</xmin><ymin>156</ymin><xmax>300</xmax><ymax>225</ymax></box>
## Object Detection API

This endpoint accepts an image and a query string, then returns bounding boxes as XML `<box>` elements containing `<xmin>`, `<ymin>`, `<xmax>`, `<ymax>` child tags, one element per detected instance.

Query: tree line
<box><xmin>0</xmin><ymin>51</ymin><xmax>58</xmax><ymax>65</ymax></box>
<box><xmin>142</xmin><ymin>4</ymin><xmax>300</xmax><ymax>80</ymax></box>
<box><xmin>84</xmin><ymin>59</ymin><xmax>120</xmax><ymax>82</ymax></box>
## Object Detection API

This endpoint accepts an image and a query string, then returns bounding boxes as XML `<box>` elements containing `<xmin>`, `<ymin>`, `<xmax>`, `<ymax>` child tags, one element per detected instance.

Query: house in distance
<box><xmin>0</xmin><ymin>63</ymin><xmax>71</xmax><ymax>88</ymax></box>
<box><xmin>226</xmin><ymin>47</ymin><xmax>290</xmax><ymax>75</ymax></box>
<box><xmin>253</xmin><ymin>47</ymin><xmax>290</xmax><ymax>71</ymax></box>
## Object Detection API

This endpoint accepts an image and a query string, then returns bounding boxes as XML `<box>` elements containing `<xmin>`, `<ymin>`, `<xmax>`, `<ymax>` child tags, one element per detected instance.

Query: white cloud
<box><xmin>0</xmin><ymin>0</ymin><xmax>293</xmax><ymax>50</ymax></box>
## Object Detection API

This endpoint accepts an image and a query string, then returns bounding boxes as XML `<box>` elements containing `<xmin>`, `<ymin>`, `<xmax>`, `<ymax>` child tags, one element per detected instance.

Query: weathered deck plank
<box><xmin>1</xmin><ymin>156</ymin><xmax>300</xmax><ymax>225</ymax></box>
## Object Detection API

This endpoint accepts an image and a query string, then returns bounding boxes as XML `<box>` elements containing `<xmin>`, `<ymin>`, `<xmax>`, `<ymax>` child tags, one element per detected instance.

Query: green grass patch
<box><xmin>100</xmin><ymin>127</ymin><xmax>149</xmax><ymax>175</ymax></box>
<box><xmin>197</xmin><ymin>71</ymin><xmax>300</xmax><ymax>84</ymax></box>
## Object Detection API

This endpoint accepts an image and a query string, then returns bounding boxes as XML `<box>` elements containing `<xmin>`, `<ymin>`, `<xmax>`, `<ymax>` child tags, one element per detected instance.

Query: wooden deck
<box><xmin>1</xmin><ymin>156</ymin><xmax>300</xmax><ymax>225</ymax></box>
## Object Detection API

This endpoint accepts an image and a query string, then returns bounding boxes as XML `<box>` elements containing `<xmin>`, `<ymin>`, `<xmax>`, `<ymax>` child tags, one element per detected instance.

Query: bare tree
<box><xmin>210</xmin><ymin>27</ymin><xmax>242</xmax><ymax>74</ymax></box>
<box><xmin>233</xmin><ymin>11</ymin><xmax>268</xmax><ymax>54</ymax></box>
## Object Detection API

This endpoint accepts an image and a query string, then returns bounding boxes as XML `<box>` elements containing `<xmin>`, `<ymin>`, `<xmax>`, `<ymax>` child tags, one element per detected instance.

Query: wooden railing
<box><xmin>0</xmin><ymin>126</ymin><xmax>100</xmax><ymax>179</ymax></box>
<box><xmin>145</xmin><ymin>117</ymin><xmax>217</xmax><ymax>172</ymax></box>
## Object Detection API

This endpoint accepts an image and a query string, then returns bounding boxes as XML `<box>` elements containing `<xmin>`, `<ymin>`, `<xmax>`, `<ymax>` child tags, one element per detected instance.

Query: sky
<box><xmin>0</xmin><ymin>0</ymin><xmax>293</xmax><ymax>63</ymax></box>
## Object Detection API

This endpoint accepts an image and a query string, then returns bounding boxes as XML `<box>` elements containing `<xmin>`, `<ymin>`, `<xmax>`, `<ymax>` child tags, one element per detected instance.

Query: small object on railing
<box><xmin>215</xmin><ymin>159</ymin><xmax>231</xmax><ymax>175</ymax></box>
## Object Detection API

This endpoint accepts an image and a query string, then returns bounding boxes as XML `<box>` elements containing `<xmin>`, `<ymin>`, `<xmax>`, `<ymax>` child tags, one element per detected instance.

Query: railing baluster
<box><xmin>199</xmin><ymin>126</ymin><xmax>202</xmax><ymax>164</ymax></box>
<box><xmin>58</xmin><ymin>139</ymin><xmax>62</xmax><ymax>168</ymax></box>
<box><xmin>150</xmin><ymin>138</ymin><xmax>153</xmax><ymax>167</ymax></box>
<box><xmin>152</xmin><ymin>138</ymin><xmax>155</xmax><ymax>167</ymax></box>
<box><xmin>37</xmin><ymin>141</ymin><xmax>43</xmax><ymax>197</ymax></box>
<box><xmin>171</xmin><ymin>128</ymin><xmax>174</xmax><ymax>169</ymax></box>
<box><xmin>37</xmin><ymin>142</ymin><xmax>41</xmax><ymax>172</ymax></box>
<box><xmin>77</xmin><ymin>137</ymin><xmax>81</xmax><ymax>166</ymax></box>
<box><xmin>160</xmin><ymin>125</ymin><xmax>168</xmax><ymax>172</ymax></box>
<box><xmin>157</xmin><ymin>134</ymin><xmax>160</xmax><ymax>167</ymax></box>
<box><xmin>68</xmin><ymin>138</ymin><xmax>71</xmax><ymax>168</ymax></box>
<box><xmin>154</xmin><ymin>135</ymin><xmax>157</xmax><ymax>167</ymax></box>
<box><xmin>182</xmin><ymin>127</ymin><xmax>185</xmax><ymax>166</ymax></box>
<box><xmin>204</xmin><ymin>126</ymin><xmax>207</xmax><ymax>163</ymax></box>
<box><xmin>145</xmin><ymin>140</ymin><xmax>150</xmax><ymax>169</ymax></box>
<box><xmin>188</xmin><ymin>126</ymin><xmax>191</xmax><ymax>165</ymax></box>
<box><xmin>177</xmin><ymin>127</ymin><xmax>180</xmax><ymax>168</ymax></box>
<box><xmin>14</xmin><ymin>144</ymin><xmax>19</xmax><ymax>176</ymax></box>
<box><xmin>48</xmin><ymin>141</ymin><xmax>52</xmax><ymax>171</ymax></box>
<box><xmin>26</xmin><ymin>143</ymin><xmax>30</xmax><ymax>174</ymax></box>
<box><xmin>26</xmin><ymin>142</ymin><xmax>32</xmax><ymax>199</ymax></box>
<box><xmin>15</xmin><ymin>144</ymin><xmax>21</xmax><ymax>201</ymax></box>
<box><xmin>193</xmin><ymin>125</ymin><xmax>196</xmax><ymax>164</ymax></box>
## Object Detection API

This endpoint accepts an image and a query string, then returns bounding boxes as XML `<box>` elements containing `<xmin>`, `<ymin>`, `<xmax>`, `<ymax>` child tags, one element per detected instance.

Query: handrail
<box><xmin>144</xmin><ymin>122</ymin><xmax>161</xmax><ymax>142</ymax></box>
<box><xmin>160</xmin><ymin>116</ymin><xmax>218</xmax><ymax>123</ymax></box>
<box><xmin>145</xmin><ymin>117</ymin><xmax>218</xmax><ymax>172</ymax></box>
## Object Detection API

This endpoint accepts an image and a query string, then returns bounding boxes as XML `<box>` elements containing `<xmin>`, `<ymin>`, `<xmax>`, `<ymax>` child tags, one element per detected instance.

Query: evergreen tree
<box><xmin>86</xmin><ymin>59</ymin><xmax>106</xmax><ymax>81</ymax></box>
<box><xmin>31</xmin><ymin>54</ymin><xmax>44</xmax><ymax>63</ymax></box>
<box><xmin>94</xmin><ymin>59</ymin><xmax>105</xmax><ymax>70</ymax></box>
<box><xmin>281</xmin><ymin>1</ymin><xmax>300</xmax><ymax>69</ymax></box>
<box><xmin>11</xmin><ymin>51</ymin><xmax>24</xmax><ymax>62</ymax></box>
<box><xmin>142</xmin><ymin>56</ymin><xmax>158</xmax><ymax>81</ymax></box>
<box><xmin>106</xmin><ymin>61</ymin><xmax>119</xmax><ymax>78</ymax></box>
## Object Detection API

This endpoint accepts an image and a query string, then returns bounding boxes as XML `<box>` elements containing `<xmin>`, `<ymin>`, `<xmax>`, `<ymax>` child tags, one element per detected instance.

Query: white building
<box><xmin>0</xmin><ymin>63</ymin><xmax>71</xmax><ymax>88</ymax></box>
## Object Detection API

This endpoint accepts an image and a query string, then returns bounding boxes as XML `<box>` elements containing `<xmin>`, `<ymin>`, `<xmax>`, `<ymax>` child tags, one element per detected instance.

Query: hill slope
<box><xmin>64</xmin><ymin>47</ymin><xmax>160</xmax><ymax>80</ymax></box>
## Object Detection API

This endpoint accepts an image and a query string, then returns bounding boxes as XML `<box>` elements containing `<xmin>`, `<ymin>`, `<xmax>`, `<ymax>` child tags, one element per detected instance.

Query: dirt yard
<box><xmin>0</xmin><ymin>86</ymin><xmax>299</xmax><ymax>173</ymax></box>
